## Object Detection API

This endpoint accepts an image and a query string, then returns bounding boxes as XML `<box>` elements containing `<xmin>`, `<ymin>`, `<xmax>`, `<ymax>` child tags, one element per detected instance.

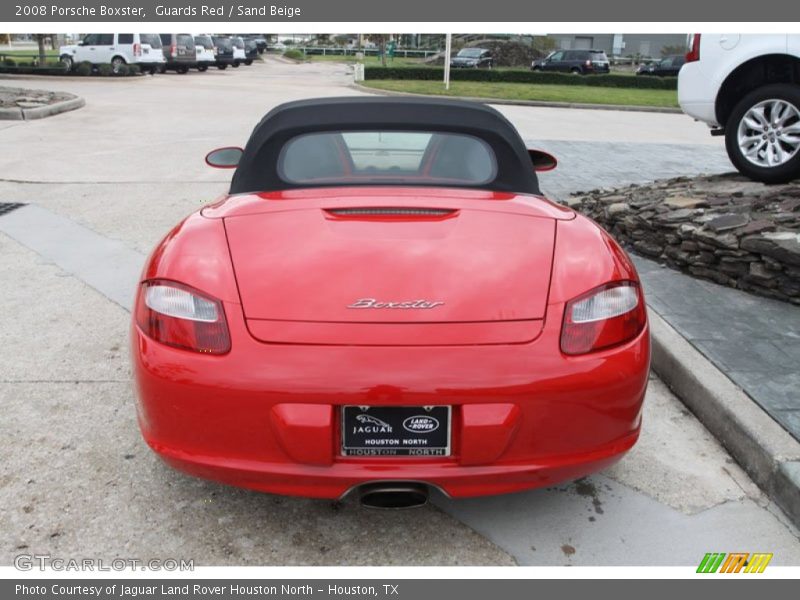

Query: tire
<box><xmin>724</xmin><ymin>83</ymin><xmax>800</xmax><ymax>184</ymax></box>
<box><xmin>111</xmin><ymin>56</ymin><xmax>126</xmax><ymax>74</ymax></box>
<box><xmin>59</xmin><ymin>55</ymin><xmax>74</xmax><ymax>71</ymax></box>
<box><xmin>197</xmin><ymin>65</ymin><xmax>208</xmax><ymax>72</ymax></box>
<box><xmin>217</xmin><ymin>64</ymin><xmax>227</xmax><ymax>70</ymax></box>
<box><xmin>570</xmin><ymin>67</ymin><xmax>582</xmax><ymax>75</ymax></box>
<box><xmin>232</xmin><ymin>62</ymin><xmax>240</xmax><ymax>68</ymax></box>
<box><xmin>177</xmin><ymin>66</ymin><xmax>189</xmax><ymax>74</ymax></box>
<box><xmin>245</xmin><ymin>59</ymin><xmax>253</xmax><ymax>66</ymax></box>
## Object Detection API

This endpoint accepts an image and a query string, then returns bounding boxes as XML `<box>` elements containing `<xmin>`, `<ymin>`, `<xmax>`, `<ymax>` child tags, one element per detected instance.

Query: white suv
<box><xmin>678</xmin><ymin>34</ymin><xmax>800</xmax><ymax>183</ymax></box>
<box><xmin>59</xmin><ymin>33</ymin><xmax>166</xmax><ymax>75</ymax></box>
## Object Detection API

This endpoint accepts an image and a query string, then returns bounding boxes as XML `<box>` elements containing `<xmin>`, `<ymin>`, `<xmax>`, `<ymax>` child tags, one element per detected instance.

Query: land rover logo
<box><xmin>403</xmin><ymin>415</ymin><xmax>439</xmax><ymax>434</ymax></box>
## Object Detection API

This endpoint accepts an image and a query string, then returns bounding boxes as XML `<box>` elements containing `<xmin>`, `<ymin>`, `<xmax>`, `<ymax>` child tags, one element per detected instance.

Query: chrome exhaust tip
<box><xmin>358</xmin><ymin>482</ymin><xmax>429</xmax><ymax>509</ymax></box>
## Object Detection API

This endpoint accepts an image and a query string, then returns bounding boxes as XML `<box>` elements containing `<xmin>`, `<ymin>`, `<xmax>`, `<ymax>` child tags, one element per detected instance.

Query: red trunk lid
<box><xmin>224</xmin><ymin>203</ymin><xmax>556</xmax><ymax>344</ymax></box>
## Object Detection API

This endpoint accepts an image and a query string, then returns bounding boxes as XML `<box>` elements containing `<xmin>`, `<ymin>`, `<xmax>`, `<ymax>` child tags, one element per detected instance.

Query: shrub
<box><xmin>2</xmin><ymin>58</ymin><xmax>15</xmax><ymax>67</ymax></box>
<box><xmin>76</xmin><ymin>61</ymin><xmax>92</xmax><ymax>76</ymax></box>
<box><xmin>127</xmin><ymin>64</ymin><xmax>141</xmax><ymax>76</ymax></box>
<box><xmin>283</xmin><ymin>49</ymin><xmax>304</xmax><ymax>61</ymax></box>
<box><xmin>97</xmin><ymin>63</ymin><xmax>113</xmax><ymax>76</ymax></box>
<box><xmin>114</xmin><ymin>64</ymin><xmax>129</xmax><ymax>76</ymax></box>
<box><xmin>364</xmin><ymin>66</ymin><xmax>678</xmax><ymax>90</ymax></box>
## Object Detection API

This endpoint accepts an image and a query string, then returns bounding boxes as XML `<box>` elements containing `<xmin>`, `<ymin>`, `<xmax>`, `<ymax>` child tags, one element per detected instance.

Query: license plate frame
<box><xmin>341</xmin><ymin>405</ymin><xmax>451</xmax><ymax>457</ymax></box>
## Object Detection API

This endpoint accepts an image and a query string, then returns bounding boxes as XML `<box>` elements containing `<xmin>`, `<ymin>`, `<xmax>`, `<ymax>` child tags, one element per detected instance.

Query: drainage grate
<box><xmin>0</xmin><ymin>203</ymin><xmax>26</xmax><ymax>216</ymax></box>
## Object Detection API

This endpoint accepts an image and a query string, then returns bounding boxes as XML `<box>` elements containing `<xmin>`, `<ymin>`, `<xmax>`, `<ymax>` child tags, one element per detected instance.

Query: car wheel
<box><xmin>232</xmin><ymin>62</ymin><xmax>240</xmax><ymax>68</ymax></box>
<box><xmin>198</xmin><ymin>65</ymin><xmax>208</xmax><ymax>72</ymax></box>
<box><xmin>59</xmin><ymin>55</ymin><xmax>74</xmax><ymax>71</ymax></box>
<box><xmin>570</xmin><ymin>67</ymin><xmax>582</xmax><ymax>75</ymax></box>
<box><xmin>245</xmin><ymin>59</ymin><xmax>253</xmax><ymax>65</ymax></box>
<box><xmin>217</xmin><ymin>64</ymin><xmax>227</xmax><ymax>70</ymax></box>
<box><xmin>111</xmin><ymin>56</ymin><xmax>126</xmax><ymax>74</ymax></box>
<box><xmin>725</xmin><ymin>84</ymin><xmax>800</xmax><ymax>184</ymax></box>
<box><xmin>177</xmin><ymin>66</ymin><xmax>189</xmax><ymax>74</ymax></box>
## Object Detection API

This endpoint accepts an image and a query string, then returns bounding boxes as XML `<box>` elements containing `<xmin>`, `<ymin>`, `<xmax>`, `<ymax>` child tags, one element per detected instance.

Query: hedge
<box><xmin>364</xmin><ymin>67</ymin><xmax>678</xmax><ymax>90</ymax></box>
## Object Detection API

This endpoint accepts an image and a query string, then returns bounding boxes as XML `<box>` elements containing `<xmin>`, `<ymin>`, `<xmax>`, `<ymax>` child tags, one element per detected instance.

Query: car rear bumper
<box><xmin>132</xmin><ymin>300</ymin><xmax>650</xmax><ymax>499</ymax></box>
<box><xmin>678</xmin><ymin>61</ymin><xmax>719</xmax><ymax>126</ymax></box>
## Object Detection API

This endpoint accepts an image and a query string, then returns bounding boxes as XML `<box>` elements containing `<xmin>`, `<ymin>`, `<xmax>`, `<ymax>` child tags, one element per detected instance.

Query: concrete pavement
<box><xmin>1</xmin><ymin>57</ymin><xmax>798</xmax><ymax>566</ymax></box>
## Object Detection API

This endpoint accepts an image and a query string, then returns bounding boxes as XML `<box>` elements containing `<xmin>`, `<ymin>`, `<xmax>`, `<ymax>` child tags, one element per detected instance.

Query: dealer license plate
<box><xmin>341</xmin><ymin>406</ymin><xmax>451</xmax><ymax>457</ymax></box>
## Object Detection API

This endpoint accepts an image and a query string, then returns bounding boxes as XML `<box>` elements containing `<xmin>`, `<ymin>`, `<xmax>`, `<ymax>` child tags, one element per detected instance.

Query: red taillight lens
<box><xmin>170</xmin><ymin>44</ymin><xmax>177</xmax><ymax>56</ymax></box>
<box><xmin>685</xmin><ymin>34</ymin><xmax>701</xmax><ymax>63</ymax></box>
<box><xmin>136</xmin><ymin>280</ymin><xmax>231</xmax><ymax>354</ymax></box>
<box><xmin>133</xmin><ymin>43</ymin><xmax>141</xmax><ymax>56</ymax></box>
<box><xmin>560</xmin><ymin>281</ymin><xmax>646</xmax><ymax>355</ymax></box>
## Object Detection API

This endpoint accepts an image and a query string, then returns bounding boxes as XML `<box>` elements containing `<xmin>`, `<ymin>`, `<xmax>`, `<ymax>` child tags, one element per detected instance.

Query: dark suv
<box><xmin>212</xmin><ymin>36</ymin><xmax>235</xmax><ymax>70</ymax></box>
<box><xmin>636</xmin><ymin>54</ymin><xmax>685</xmax><ymax>77</ymax></box>
<box><xmin>450</xmin><ymin>47</ymin><xmax>493</xmax><ymax>69</ymax></box>
<box><xmin>532</xmin><ymin>49</ymin><xmax>610</xmax><ymax>75</ymax></box>
<box><xmin>158</xmin><ymin>33</ymin><xmax>196</xmax><ymax>73</ymax></box>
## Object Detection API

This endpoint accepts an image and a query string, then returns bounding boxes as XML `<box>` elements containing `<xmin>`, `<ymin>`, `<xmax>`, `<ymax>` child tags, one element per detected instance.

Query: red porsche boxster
<box><xmin>132</xmin><ymin>98</ymin><xmax>650</xmax><ymax>508</ymax></box>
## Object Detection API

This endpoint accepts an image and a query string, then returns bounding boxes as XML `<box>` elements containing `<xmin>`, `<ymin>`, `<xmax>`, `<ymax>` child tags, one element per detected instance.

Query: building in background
<box><xmin>549</xmin><ymin>33</ymin><xmax>687</xmax><ymax>58</ymax></box>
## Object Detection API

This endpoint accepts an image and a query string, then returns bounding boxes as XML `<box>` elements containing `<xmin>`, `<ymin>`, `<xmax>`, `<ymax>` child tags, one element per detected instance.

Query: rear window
<box><xmin>159</xmin><ymin>34</ymin><xmax>171</xmax><ymax>45</ymax></box>
<box><xmin>232</xmin><ymin>38</ymin><xmax>245</xmax><ymax>49</ymax></box>
<box><xmin>278</xmin><ymin>131</ymin><xmax>497</xmax><ymax>186</ymax></box>
<box><xmin>213</xmin><ymin>37</ymin><xmax>232</xmax><ymax>50</ymax></box>
<box><xmin>140</xmin><ymin>34</ymin><xmax>162</xmax><ymax>49</ymax></box>
<box><xmin>177</xmin><ymin>34</ymin><xmax>194</xmax><ymax>47</ymax></box>
<box><xmin>589</xmin><ymin>51</ymin><xmax>608</xmax><ymax>61</ymax></box>
<box><xmin>195</xmin><ymin>35</ymin><xmax>214</xmax><ymax>49</ymax></box>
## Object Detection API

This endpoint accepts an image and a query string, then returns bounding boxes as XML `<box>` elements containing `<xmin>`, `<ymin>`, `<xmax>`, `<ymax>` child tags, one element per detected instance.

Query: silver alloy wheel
<box><xmin>111</xmin><ymin>57</ymin><xmax>125</xmax><ymax>74</ymax></box>
<box><xmin>737</xmin><ymin>98</ymin><xmax>800</xmax><ymax>168</ymax></box>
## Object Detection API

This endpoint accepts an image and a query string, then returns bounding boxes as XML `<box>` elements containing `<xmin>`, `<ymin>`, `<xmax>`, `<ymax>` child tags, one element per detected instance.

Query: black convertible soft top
<box><xmin>229</xmin><ymin>97</ymin><xmax>541</xmax><ymax>195</ymax></box>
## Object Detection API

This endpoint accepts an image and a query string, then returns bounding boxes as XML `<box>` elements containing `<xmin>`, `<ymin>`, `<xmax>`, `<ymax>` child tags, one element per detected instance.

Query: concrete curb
<box><xmin>353</xmin><ymin>82</ymin><xmax>682</xmax><ymax>114</ymax></box>
<box><xmin>22</xmin><ymin>96</ymin><xmax>85</xmax><ymax>119</ymax></box>
<box><xmin>0</xmin><ymin>95</ymin><xmax>84</xmax><ymax>120</ymax></box>
<box><xmin>648</xmin><ymin>309</ymin><xmax>800</xmax><ymax>526</ymax></box>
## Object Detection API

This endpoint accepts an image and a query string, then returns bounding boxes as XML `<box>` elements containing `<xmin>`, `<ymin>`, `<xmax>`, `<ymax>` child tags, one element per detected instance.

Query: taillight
<box><xmin>685</xmin><ymin>34</ymin><xmax>701</xmax><ymax>63</ymax></box>
<box><xmin>133</xmin><ymin>43</ymin><xmax>141</xmax><ymax>56</ymax></box>
<box><xmin>136</xmin><ymin>280</ymin><xmax>230</xmax><ymax>354</ymax></box>
<box><xmin>170</xmin><ymin>44</ymin><xmax>177</xmax><ymax>56</ymax></box>
<box><xmin>560</xmin><ymin>281</ymin><xmax>646</xmax><ymax>355</ymax></box>
<box><xmin>585</xmin><ymin>59</ymin><xmax>591</xmax><ymax>67</ymax></box>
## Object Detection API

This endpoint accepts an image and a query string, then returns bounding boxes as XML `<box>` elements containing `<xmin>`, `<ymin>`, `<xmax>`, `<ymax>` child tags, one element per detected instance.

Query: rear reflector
<box><xmin>561</xmin><ymin>281</ymin><xmax>646</xmax><ymax>355</ymax></box>
<box><xmin>136</xmin><ymin>280</ymin><xmax>230</xmax><ymax>354</ymax></box>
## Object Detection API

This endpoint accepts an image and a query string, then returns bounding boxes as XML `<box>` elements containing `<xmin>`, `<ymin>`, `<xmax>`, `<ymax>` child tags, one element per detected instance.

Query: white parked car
<box><xmin>59</xmin><ymin>33</ymin><xmax>166</xmax><ymax>74</ymax></box>
<box><xmin>678</xmin><ymin>34</ymin><xmax>800</xmax><ymax>183</ymax></box>
<box><xmin>193</xmin><ymin>34</ymin><xmax>217</xmax><ymax>72</ymax></box>
<box><xmin>231</xmin><ymin>36</ymin><xmax>247</xmax><ymax>67</ymax></box>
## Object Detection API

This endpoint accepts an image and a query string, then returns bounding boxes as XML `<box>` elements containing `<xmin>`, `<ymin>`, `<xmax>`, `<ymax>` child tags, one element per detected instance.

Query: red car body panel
<box><xmin>132</xmin><ymin>187</ymin><xmax>650</xmax><ymax>499</ymax></box>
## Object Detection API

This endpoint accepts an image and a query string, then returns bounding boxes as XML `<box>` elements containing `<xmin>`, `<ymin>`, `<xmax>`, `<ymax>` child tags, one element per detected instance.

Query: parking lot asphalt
<box><xmin>1</xmin><ymin>58</ymin><xmax>799</xmax><ymax>566</ymax></box>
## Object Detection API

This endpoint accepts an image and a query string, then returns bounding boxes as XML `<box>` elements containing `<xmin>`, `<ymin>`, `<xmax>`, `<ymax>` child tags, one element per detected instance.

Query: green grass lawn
<box><xmin>302</xmin><ymin>54</ymin><xmax>433</xmax><ymax>67</ymax></box>
<box><xmin>362</xmin><ymin>79</ymin><xmax>679</xmax><ymax>108</ymax></box>
<box><xmin>1</xmin><ymin>49</ymin><xmax>59</xmax><ymax>58</ymax></box>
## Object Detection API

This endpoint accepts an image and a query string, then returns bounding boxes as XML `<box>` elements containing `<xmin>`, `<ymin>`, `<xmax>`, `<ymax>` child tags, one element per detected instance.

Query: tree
<box><xmin>33</xmin><ymin>33</ymin><xmax>49</xmax><ymax>66</ymax></box>
<box><xmin>661</xmin><ymin>44</ymin><xmax>685</xmax><ymax>57</ymax></box>
<box><xmin>367</xmin><ymin>34</ymin><xmax>389</xmax><ymax>66</ymax></box>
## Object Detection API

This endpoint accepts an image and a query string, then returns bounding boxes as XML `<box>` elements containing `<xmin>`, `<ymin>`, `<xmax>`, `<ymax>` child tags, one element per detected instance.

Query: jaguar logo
<box><xmin>354</xmin><ymin>414</ymin><xmax>392</xmax><ymax>434</ymax></box>
<box><xmin>403</xmin><ymin>415</ymin><xmax>440</xmax><ymax>434</ymax></box>
<box><xmin>348</xmin><ymin>298</ymin><xmax>444</xmax><ymax>309</ymax></box>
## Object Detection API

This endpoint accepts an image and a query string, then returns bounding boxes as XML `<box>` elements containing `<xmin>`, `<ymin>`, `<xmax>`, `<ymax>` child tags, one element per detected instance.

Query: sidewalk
<box><xmin>633</xmin><ymin>256</ymin><xmax>800</xmax><ymax>443</ymax></box>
